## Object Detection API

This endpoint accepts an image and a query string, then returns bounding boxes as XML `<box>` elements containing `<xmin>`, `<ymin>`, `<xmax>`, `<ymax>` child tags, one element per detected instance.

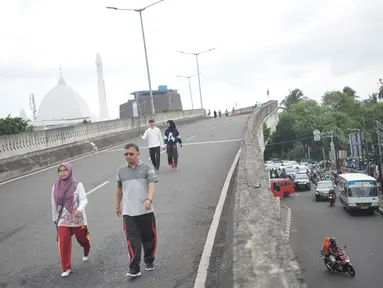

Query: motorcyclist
<box><xmin>329</xmin><ymin>237</ymin><xmax>340</xmax><ymax>270</ymax></box>
<box><xmin>328</xmin><ymin>188</ymin><xmax>335</xmax><ymax>200</ymax></box>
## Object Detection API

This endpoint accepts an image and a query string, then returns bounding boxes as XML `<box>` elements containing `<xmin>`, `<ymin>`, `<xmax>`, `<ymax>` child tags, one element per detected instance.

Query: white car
<box><xmin>297</xmin><ymin>165</ymin><xmax>309</xmax><ymax>173</ymax></box>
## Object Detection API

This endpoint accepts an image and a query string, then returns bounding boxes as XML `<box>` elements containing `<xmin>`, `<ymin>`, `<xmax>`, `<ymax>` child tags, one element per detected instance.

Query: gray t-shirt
<box><xmin>117</xmin><ymin>160</ymin><xmax>158</xmax><ymax>216</ymax></box>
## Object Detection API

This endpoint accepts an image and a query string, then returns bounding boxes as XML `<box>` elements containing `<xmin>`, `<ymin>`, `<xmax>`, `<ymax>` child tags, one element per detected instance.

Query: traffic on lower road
<box><xmin>267</xmin><ymin>159</ymin><xmax>383</xmax><ymax>288</ymax></box>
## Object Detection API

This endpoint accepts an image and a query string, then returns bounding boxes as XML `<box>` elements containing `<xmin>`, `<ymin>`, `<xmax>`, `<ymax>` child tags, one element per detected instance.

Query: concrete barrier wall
<box><xmin>264</xmin><ymin>106</ymin><xmax>280</xmax><ymax>134</ymax></box>
<box><xmin>0</xmin><ymin>112</ymin><xmax>205</xmax><ymax>183</ymax></box>
<box><xmin>233</xmin><ymin>100</ymin><xmax>307</xmax><ymax>287</ymax></box>
<box><xmin>0</xmin><ymin>109</ymin><xmax>205</xmax><ymax>160</ymax></box>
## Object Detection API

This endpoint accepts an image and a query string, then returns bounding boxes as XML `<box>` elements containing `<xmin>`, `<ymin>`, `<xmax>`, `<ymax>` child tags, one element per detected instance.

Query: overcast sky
<box><xmin>1</xmin><ymin>0</ymin><xmax>383</xmax><ymax>119</ymax></box>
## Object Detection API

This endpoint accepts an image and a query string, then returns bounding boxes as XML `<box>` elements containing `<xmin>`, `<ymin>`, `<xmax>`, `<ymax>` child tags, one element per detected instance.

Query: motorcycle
<box><xmin>328</xmin><ymin>190</ymin><xmax>335</xmax><ymax>207</ymax></box>
<box><xmin>328</xmin><ymin>194</ymin><xmax>335</xmax><ymax>207</ymax></box>
<box><xmin>321</xmin><ymin>246</ymin><xmax>355</xmax><ymax>277</ymax></box>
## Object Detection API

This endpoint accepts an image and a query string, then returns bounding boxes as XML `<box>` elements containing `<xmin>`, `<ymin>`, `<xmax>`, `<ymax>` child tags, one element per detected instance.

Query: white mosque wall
<box><xmin>0</xmin><ymin>109</ymin><xmax>205</xmax><ymax>160</ymax></box>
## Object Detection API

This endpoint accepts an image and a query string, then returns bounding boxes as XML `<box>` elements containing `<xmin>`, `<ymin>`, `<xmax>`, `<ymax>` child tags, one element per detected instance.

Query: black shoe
<box><xmin>145</xmin><ymin>262</ymin><xmax>155</xmax><ymax>271</ymax></box>
<box><xmin>126</xmin><ymin>267</ymin><xmax>142</xmax><ymax>277</ymax></box>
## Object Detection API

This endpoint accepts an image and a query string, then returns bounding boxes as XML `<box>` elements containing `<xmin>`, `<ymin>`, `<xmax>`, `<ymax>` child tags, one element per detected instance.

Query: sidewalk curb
<box><xmin>281</xmin><ymin>205</ymin><xmax>292</xmax><ymax>243</ymax></box>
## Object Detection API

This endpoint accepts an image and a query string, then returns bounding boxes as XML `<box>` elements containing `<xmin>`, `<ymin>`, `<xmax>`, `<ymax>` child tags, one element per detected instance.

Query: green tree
<box><xmin>290</xmin><ymin>100</ymin><xmax>324</xmax><ymax>138</ymax></box>
<box><xmin>263</xmin><ymin>122</ymin><xmax>271</xmax><ymax>143</ymax></box>
<box><xmin>264</xmin><ymin>87</ymin><xmax>383</xmax><ymax>161</ymax></box>
<box><xmin>343</xmin><ymin>86</ymin><xmax>358</xmax><ymax>99</ymax></box>
<box><xmin>0</xmin><ymin>115</ymin><xmax>34</xmax><ymax>136</ymax></box>
<box><xmin>264</xmin><ymin>111</ymin><xmax>295</xmax><ymax>159</ymax></box>
<box><xmin>280</xmin><ymin>89</ymin><xmax>306</xmax><ymax>110</ymax></box>
<box><xmin>362</xmin><ymin>93</ymin><xmax>378</xmax><ymax>105</ymax></box>
<box><xmin>379</xmin><ymin>79</ymin><xmax>383</xmax><ymax>101</ymax></box>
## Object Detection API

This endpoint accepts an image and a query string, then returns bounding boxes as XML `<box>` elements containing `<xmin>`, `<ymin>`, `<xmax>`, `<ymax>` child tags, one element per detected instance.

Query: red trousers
<box><xmin>58</xmin><ymin>226</ymin><xmax>91</xmax><ymax>271</ymax></box>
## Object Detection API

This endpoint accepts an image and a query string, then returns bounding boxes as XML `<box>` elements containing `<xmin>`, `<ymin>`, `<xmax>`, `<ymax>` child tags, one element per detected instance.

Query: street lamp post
<box><xmin>107</xmin><ymin>0</ymin><xmax>164</xmax><ymax>115</ymax></box>
<box><xmin>177</xmin><ymin>74</ymin><xmax>198</xmax><ymax>110</ymax></box>
<box><xmin>178</xmin><ymin>48</ymin><xmax>215</xmax><ymax>109</ymax></box>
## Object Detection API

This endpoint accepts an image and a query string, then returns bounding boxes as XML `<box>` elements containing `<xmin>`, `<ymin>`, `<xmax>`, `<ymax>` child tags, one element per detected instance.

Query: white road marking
<box><xmin>208</xmin><ymin>126</ymin><xmax>217</xmax><ymax>131</ymax></box>
<box><xmin>148</xmin><ymin>150</ymin><xmax>166</xmax><ymax>160</ymax></box>
<box><xmin>86</xmin><ymin>181</ymin><xmax>110</xmax><ymax>196</ymax></box>
<box><xmin>193</xmin><ymin>148</ymin><xmax>241</xmax><ymax>288</ymax></box>
<box><xmin>107</xmin><ymin>138</ymin><xmax>242</xmax><ymax>153</ymax></box>
<box><xmin>281</xmin><ymin>205</ymin><xmax>292</xmax><ymax>243</ymax></box>
<box><xmin>186</xmin><ymin>135</ymin><xmax>196</xmax><ymax>141</ymax></box>
<box><xmin>0</xmin><ymin>116</ymin><xmax>207</xmax><ymax>186</ymax></box>
<box><xmin>224</xmin><ymin>120</ymin><xmax>229</xmax><ymax>123</ymax></box>
<box><xmin>184</xmin><ymin>139</ymin><xmax>240</xmax><ymax>146</ymax></box>
<box><xmin>0</xmin><ymin>138</ymin><xmax>141</xmax><ymax>186</ymax></box>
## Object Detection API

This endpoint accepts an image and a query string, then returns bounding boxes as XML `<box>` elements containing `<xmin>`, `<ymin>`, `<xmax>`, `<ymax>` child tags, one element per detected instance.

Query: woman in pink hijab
<box><xmin>51</xmin><ymin>162</ymin><xmax>91</xmax><ymax>278</ymax></box>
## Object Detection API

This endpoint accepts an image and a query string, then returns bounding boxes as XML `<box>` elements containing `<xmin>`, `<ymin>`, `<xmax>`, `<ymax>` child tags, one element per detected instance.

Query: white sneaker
<box><xmin>82</xmin><ymin>256</ymin><xmax>89</xmax><ymax>262</ymax></box>
<box><xmin>61</xmin><ymin>269</ymin><xmax>72</xmax><ymax>277</ymax></box>
<box><xmin>126</xmin><ymin>271</ymin><xmax>142</xmax><ymax>277</ymax></box>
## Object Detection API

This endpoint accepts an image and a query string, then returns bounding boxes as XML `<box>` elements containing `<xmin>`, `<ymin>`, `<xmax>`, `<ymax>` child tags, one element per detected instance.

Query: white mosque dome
<box><xmin>19</xmin><ymin>108</ymin><xmax>29</xmax><ymax>120</ymax></box>
<box><xmin>37</xmin><ymin>75</ymin><xmax>92</xmax><ymax>121</ymax></box>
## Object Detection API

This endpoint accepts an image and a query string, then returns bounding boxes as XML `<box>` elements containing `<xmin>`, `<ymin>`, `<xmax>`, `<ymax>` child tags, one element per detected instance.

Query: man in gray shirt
<box><xmin>116</xmin><ymin>143</ymin><xmax>158</xmax><ymax>278</ymax></box>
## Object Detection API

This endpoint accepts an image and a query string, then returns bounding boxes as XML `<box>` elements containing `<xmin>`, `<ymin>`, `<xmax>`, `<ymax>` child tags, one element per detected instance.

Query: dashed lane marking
<box><xmin>106</xmin><ymin>139</ymin><xmax>242</xmax><ymax>152</ymax></box>
<box><xmin>281</xmin><ymin>205</ymin><xmax>292</xmax><ymax>243</ymax></box>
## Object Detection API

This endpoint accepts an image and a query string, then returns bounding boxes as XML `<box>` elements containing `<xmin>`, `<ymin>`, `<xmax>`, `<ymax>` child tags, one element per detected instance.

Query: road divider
<box><xmin>232</xmin><ymin>100</ymin><xmax>307</xmax><ymax>287</ymax></box>
<box><xmin>0</xmin><ymin>113</ymin><xmax>205</xmax><ymax>183</ymax></box>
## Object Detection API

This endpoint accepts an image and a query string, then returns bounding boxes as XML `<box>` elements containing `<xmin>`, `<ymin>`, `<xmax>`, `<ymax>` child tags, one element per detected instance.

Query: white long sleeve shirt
<box><xmin>51</xmin><ymin>182</ymin><xmax>88</xmax><ymax>227</ymax></box>
<box><xmin>141</xmin><ymin>127</ymin><xmax>164</xmax><ymax>148</ymax></box>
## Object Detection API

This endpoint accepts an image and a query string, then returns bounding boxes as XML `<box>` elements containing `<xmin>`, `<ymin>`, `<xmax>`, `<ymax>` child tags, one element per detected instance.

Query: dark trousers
<box><xmin>123</xmin><ymin>213</ymin><xmax>157</xmax><ymax>270</ymax></box>
<box><xmin>149</xmin><ymin>146</ymin><xmax>161</xmax><ymax>170</ymax></box>
<box><xmin>166</xmin><ymin>144</ymin><xmax>179</xmax><ymax>166</ymax></box>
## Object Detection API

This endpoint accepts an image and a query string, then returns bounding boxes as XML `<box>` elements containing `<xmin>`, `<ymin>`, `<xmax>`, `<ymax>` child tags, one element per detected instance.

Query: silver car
<box><xmin>314</xmin><ymin>180</ymin><xmax>334</xmax><ymax>202</ymax></box>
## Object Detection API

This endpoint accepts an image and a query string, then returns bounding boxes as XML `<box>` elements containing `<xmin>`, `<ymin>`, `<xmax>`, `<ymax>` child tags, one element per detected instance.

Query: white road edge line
<box><xmin>208</xmin><ymin>126</ymin><xmax>216</xmax><ymax>131</ymax></box>
<box><xmin>281</xmin><ymin>205</ymin><xmax>292</xmax><ymax>243</ymax></box>
<box><xmin>148</xmin><ymin>150</ymin><xmax>166</xmax><ymax>160</ymax></box>
<box><xmin>193</xmin><ymin>148</ymin><xmax>241</xmax><ymax>288</ymax></box>
<box><xmin>86</xmin><ymin>181</ymin><xmax>110</xmax><ymax>196</ymax></box>
<box><xmin>109</xmin><ymin>139</ymin><xmax>241</xmax><ymax>154</ymax></box>
<box><xmin>186</xmin><ymin>135</ymin><xmax>196</xmax><ymax>141</ymax></box>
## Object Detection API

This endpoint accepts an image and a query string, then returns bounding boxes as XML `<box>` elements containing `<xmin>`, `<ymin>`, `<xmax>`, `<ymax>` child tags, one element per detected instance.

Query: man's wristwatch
<box><xmin>147</xmin><ymin>199</ymin><xmax>152</xmax><ymax>203</ymax></box>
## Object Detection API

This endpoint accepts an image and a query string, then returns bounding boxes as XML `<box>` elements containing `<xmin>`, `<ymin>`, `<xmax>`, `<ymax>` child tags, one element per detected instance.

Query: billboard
<box><xmin>348</xmin><ymin>132</ymin><xmax>364</xmax><ymax>158</ymax></box>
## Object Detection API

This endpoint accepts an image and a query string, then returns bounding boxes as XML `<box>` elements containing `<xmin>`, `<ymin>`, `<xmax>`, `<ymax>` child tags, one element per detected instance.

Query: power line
<box><xmin>266</xmin><ymin>136</ymin><xmax>314</xmax><ymax>146</ymax></box>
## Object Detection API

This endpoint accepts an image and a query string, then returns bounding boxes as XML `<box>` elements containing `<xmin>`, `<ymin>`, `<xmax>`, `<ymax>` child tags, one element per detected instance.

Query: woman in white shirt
<box><xmin>51</xmin><ymin>162</ymin><xmax>91</xmax><ymax>278</ymax></box>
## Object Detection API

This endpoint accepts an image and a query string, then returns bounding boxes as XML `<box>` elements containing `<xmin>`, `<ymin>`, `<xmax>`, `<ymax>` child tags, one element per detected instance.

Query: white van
<box><xmin>337</xmin><ymin>173</ymin><xmax>379</xmax><ymax>215</ymax></box>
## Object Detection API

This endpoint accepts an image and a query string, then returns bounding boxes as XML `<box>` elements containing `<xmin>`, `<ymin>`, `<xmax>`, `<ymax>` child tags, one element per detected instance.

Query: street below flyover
<box><xmin>0</xmin><ymin>113</ymin><xmax>248</xmax><ymax>288</ymax></box>
<box><xmin>284</xmin><ymin>186</ymin><xmax>383</xmax><ymax>288</ymax></box>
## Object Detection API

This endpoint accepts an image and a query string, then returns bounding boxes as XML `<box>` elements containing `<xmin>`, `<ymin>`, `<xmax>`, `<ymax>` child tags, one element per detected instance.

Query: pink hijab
<box><xmin>54</xmin><ymin>162</ymin><xmax>79</xmax><ymax>213</ymax></box>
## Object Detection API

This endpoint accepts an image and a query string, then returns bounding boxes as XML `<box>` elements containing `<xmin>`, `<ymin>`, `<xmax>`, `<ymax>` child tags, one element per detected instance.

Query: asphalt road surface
<box><xmin>0</xmin><ymin>114</ymin><xmax>248</xmax><ymax>288</ymax></box>
<box><xmin>285</xmin><ymin>187</ymin><xmax>383</xmax><ymax>288</ymax></box>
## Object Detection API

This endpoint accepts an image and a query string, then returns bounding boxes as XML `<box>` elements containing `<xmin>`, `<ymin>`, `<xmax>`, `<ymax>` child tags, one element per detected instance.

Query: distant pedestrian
<box><xmin>116</xmin><ymin>143</ymin><xmax>158</xmax><ymax>278</ymax></box>
<box><xmin>51</xmin><ymin>162</ymin><xmax>91</xmax><ymax>278</ymax></box>
<box><xmin>164</xmin><ymin>120</ymin><xmax>182</xmax><ymax>171</ymax></box>
<box><xmin>141</xmin><ymin>119</ymin><xmax>164</xmax><ymax>171</ymax></box>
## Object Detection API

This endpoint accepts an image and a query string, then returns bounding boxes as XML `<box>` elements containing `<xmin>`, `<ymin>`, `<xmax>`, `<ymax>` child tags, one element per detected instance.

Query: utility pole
<box><xmin>178</xmin><ymin>48</ymin><xmax>215</xmax><ymax>109</ymax></box>
<box><xmin>376</xmin><ymin>120</ymin><xmax>383</xmax><ymax>188</ymax></box>
<box><xmin>29</xmin><ymin>93</ymin><xmax>37</xmax><ymax>121</ymax></box>
<box><xmin>177</xmin><ymin>74</ymin><xmax>198</xmax><ymax>110</ymax></box>
<box><xmin>107</xmin><ymin>0</ymin><xmax>165</xmax><ymax>115</ymax></box>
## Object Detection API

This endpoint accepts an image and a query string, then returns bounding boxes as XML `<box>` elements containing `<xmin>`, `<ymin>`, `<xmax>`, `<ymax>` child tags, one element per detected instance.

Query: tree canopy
<box><xmin>264</xmin><ymin>86</ymin><xmax>383</xmax><ymax>161</ymax></box>
<box><xmin>0</xmin><ymin>115</ymin><xmax>34</xmax><ymax>136</ymax></box>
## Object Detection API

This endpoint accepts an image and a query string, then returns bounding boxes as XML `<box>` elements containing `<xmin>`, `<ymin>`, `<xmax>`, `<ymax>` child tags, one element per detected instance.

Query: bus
<box><xmin>337</xmin><ymin>173</ymin><xmax>379</xmax><ymax>215</ymax></box>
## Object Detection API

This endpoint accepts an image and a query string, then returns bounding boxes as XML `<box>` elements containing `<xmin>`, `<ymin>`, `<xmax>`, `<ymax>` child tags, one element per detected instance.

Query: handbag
<box><xmin>55</xmin><ymin>181</ymin><xmax>75</xmax><ymax>241</ymax></box>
